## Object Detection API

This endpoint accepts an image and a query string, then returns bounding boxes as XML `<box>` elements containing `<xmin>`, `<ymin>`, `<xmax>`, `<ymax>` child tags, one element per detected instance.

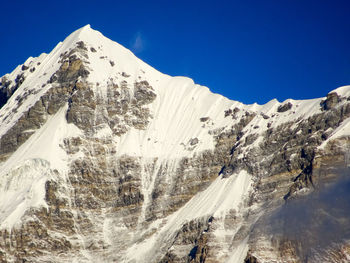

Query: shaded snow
<box><xmin>0</xmin><ymin>24</ymin><xmax>350</xmax><ymax>262</ymax></box>
<box><xmin>0</xmin><ymin>104</ymin><xmax>81</xmax><ymax>228</ymax></box>
<box><xmin>125</xmin><ymin>170</ymin><xmax>252</xmax><ymax>262</ymax></box>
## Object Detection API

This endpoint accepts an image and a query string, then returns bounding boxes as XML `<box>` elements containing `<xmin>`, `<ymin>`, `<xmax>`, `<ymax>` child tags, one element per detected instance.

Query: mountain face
<box><xmin>0</xmin><ymin>25</ymin><xmax>350</xmax><ymax>263</ymax></box>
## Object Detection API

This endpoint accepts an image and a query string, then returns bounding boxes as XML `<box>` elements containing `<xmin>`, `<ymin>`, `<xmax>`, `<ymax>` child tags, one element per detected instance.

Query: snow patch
<box><xmin>0</xmin><ymin>104</ymin><xmax>81</xmax><ymax>228</ymax></box>
<box><xmin>125</xmin><ymin>170</ymin><xmax>252</xmax><ymax>262</ymax></box>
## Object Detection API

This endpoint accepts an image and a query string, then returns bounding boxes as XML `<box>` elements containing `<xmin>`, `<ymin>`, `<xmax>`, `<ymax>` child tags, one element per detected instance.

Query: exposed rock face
<box><xmin>277</xmin><ymin>102</ymin><xmax>292</xmax><ymax>112</ymax></box>
<box><xmin>158</xmin><ymin>216</ymin><xmax>212</xmax><ymax>263</ymax></box>
<box><xmin>0</xmin><ymin>25</ymin><xmax>350</xmax><ymax>263</ymax></box>
<box><xmin>321</xmin><ymin>92</ymin><xmax>340</xmax><ymax>110</ymax></box>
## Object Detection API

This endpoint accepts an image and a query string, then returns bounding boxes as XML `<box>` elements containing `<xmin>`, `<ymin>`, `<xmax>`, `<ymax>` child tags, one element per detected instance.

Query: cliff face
<box><xmin>0</xmin><ymin>25</ymin><xmax>349</xmax><ymax>263</ymax></box>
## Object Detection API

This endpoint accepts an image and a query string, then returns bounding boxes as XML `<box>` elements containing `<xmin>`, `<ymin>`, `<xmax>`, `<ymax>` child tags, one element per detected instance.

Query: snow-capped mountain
<box><xmin>0</xmin><ymin>25</ymin><xmax>350</xmax><ymax>262</ymax></box>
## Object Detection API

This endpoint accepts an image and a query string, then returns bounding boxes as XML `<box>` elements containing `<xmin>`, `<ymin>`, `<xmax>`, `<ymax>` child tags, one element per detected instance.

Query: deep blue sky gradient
<box><xmin>1</xmin><ymin>0</ymin><xmax>350</xmax><ymax>104</ymax></box>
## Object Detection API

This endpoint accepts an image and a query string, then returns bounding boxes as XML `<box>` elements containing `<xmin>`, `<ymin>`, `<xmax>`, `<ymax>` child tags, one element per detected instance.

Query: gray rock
<box><xmin>321</xmin><ymin>92</ymin><xmax>340</xmax><ymax>110</ymax></box>
<box><xmin>277</xmin><ymin>102</ymin><xmax>292</xmax><ymax>112</ymax></box>
<box><xmin>189</xmin><ymin>138</ymin><xmax>199</xmax><ymax>146</ymax></box>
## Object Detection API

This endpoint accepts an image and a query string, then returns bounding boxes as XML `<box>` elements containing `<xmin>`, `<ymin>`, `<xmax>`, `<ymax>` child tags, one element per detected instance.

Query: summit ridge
<box><xmin>0</xmin><ymin>26</ymin><xmax>350</xmax><ymax>262</ymax></box>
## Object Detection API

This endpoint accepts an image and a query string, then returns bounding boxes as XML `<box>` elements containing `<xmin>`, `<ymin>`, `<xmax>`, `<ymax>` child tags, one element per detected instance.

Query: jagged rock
<box><xmin>76</xmin><ymin>40</ymin><xmax>88</xmax><ymax>51</ymax></box>
<box><xmin>0</xmin><ymin>74</ymin><xmax>25</xmax><ymax>110</ymax></box>
<box><xmin>122</xmin><ymin>72</ymin><xmax>130</xmax><ymax>77</ymax></box>
<box><xmin>260</xmin><ymin>113</ymin><xmax>269</xmax><ymax>119</ymax></box>
<box><xmin>134</xmin><ymin>81</ymin><xmax>156</xmax><ymax>105</ymax></box>
<box><xmin>321</xmin><ymin>92</ymin><xmax>340</xmax><ymax>110</ymax></box>
<box><xmin>244</xmin><ymin>252</ymin><xmax>259</xmax><ymax>263</ymax></box>
<box><xmin>189</xmin><ymin>138</ymin><xmax>199</xmax><ymax>146</ymax></box>
<box><xmin>0</xmin><ymin>87</ymin><xmax>9</xmax><ymax>109</ymax></box>
<box><xmin>277</xmin><ymin>102</ymin><xmax>292</xmax><ymax>112</ymax></box>
<box><xmin>1</xmin><ymin>25</ymin><xmax>350</xmax><ymax>263</ymax></box>
<box><xmin>224</xmin><ymin>107</ymin><xmax>240</xmax><ymax>118</ymax></box>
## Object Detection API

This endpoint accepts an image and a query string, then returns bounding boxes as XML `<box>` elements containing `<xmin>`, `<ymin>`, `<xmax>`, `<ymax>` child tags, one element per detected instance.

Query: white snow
<box><xmin>1</xmin><ymin>24</ymin><xmax>350</xmax><ymax>262</ymax></box>
<box><xmin>0</xmin><ymin>24</ymin><xmax>332</xmax><ymax>163</ymax></box>
<box><xmin>65</xmin><ymin>25</ymin><xmax>244</xmax><ymax>159</ymax></box>
<box><xmin>115</xmin><ymin>76</ymin><xmax>238</xmax><ymax>159</ymax></box>
<box><xmin>0</xmin><ymin>104</ymin><xmax>81</xmax><ymax>228</ymax></box>
<box><xmin>330</xmin><ymin>85</ymin><xmax>350</xmax><ymax>97</ymax></box>
<box><xmin>226</xmin><ymin>237</ymin><xmax>249</xmax><ymax>263</ymax></box>
<box><xmin>0</xmin><ymin>159</ymin><xmax>51</xmax><ymax>229</ymax></box>
<box><xmin>319</xmin><ymin>117</ymin><xmax>350</xmax><ymax>150</ymax></box>
<box><xmin>0</xmin><ymin>26</ymin><xmax>91</xmax><ymax>139</ymax></box>
<box><xmin>125</xmin><ymin>170</ymin><xmax>252</xmax><ymax>262</ymax></box>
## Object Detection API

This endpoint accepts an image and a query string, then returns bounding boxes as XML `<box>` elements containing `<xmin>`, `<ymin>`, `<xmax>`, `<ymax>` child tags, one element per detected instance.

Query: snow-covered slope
<box><xmin>0</xmin><ymin>25</ymin><xmax>350</xmax><ymax>263</ymax></box>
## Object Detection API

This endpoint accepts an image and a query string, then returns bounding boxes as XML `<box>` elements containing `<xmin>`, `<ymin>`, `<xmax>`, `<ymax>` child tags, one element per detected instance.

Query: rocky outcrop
<box><xmin>1</xmin><ymin>26</ymin><xmax>350</xmax><ymax>263</ymax></box>
<box><xmin>277</xmin><ymin>102</ymin><xmax>292</xmax><ymax>113</ymax></box>
<box><xmin>158</xmin><ymin>217</ymin><xmax>212</xmax><ymax>263</ymax></box>
<box><xmin>239</xmin><ymin>104</ymin><xmax>350</xmax><ymax>262</ymax></box>
<box><xmin>244</xmin><ymin>252</ymin><xmax>259</xmax><ymax>263</ymax></box>
<box><xmin>321</xmin><ymin>92</ymin><xmax>340</xmax><ymax>110</ymax></box>
<box><xmin>0</xmin><ymin>97</ymin><xmax>46</xmax><ymax>157</ymax></box>
<box><xmin>0</xmin><ymin>41</ymin><xmax>91</xmax><ymax>161</ymax></box>
<box><xmin>0</xmin><ymin>73</ymin><xmax>25</xmax><ymax>110</ymax></box>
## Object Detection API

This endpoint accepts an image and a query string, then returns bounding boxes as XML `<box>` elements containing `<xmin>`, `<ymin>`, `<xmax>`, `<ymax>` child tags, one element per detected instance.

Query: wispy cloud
<box><xmin>131</xmin><ymin>32</ymin><xmax>145</xmax><ymax>53</ymax></box>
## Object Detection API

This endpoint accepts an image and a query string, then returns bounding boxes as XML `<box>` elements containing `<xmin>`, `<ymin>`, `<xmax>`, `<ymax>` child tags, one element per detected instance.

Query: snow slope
<box><xmin>125</xmin><ymin>170</ymin><xmax>252</xmax><ymax>263</ymax></box>
<box><xmin>1</xmin><ymin>25</ymin><xmax>350</xmax><ymax>262</ymax></box>
<box><xmin>0</xmin><ymin>25</ymin><xmax>332</xmax><ymax>161</ymax></box>
<box><xmin>0</xmin><ymin>104</ymin><xmax>81</xmax><ymax>228</ymax></box>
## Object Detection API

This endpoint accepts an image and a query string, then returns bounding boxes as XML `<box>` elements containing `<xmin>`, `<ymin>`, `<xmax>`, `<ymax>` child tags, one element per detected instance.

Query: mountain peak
<box><xmin>54</xmin><ymin>24</ymin><xmax>161</xmax><ymax>84</ymax></box>
<box><xmin>75</xmin><ymin>24</ymin><xmax>101</xmax><ymax>41</ymax></box>
<box><xmin>1</xmin><ymin>25</ymin><xmax>350</xmax><ymax>263</ymax></box>
<box><xmin>80</xmin><ymin>24</ymin><xmax>91</xmax><ymax>30</ymax></box>
<box><xmin>60</xmin><ymin>24</ymin><xmax>103</xmax><ymax>48</ymax></box>
<box><xmin>73</xmin><ymin>24</ymin><xmax>92</xmax><ymax>34</ymax></box>
<box><xmin>73</xmin><ymin>24</ymin><xmax>96</xmax><ymax>39</ymax></box>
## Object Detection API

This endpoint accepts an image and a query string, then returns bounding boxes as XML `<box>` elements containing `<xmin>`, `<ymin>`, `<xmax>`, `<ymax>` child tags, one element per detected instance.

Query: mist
<box><xmin>255</xmin><ymin>171</ymin><xmax>350</xmax><ymax>262</ymax></box>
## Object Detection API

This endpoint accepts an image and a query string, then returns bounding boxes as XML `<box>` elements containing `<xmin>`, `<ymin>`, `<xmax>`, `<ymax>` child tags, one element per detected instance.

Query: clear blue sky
<box><xmin>1</xmin><ymin>0</ymin><xmax>350</xmax><ymax>104</ymax></box>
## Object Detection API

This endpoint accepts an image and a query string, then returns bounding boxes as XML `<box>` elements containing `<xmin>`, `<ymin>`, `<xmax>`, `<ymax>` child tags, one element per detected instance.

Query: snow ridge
<box><xmin>0</xmin><ymin>25</ymin><xmax>350</xmax><ymax>262</ymax></box>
